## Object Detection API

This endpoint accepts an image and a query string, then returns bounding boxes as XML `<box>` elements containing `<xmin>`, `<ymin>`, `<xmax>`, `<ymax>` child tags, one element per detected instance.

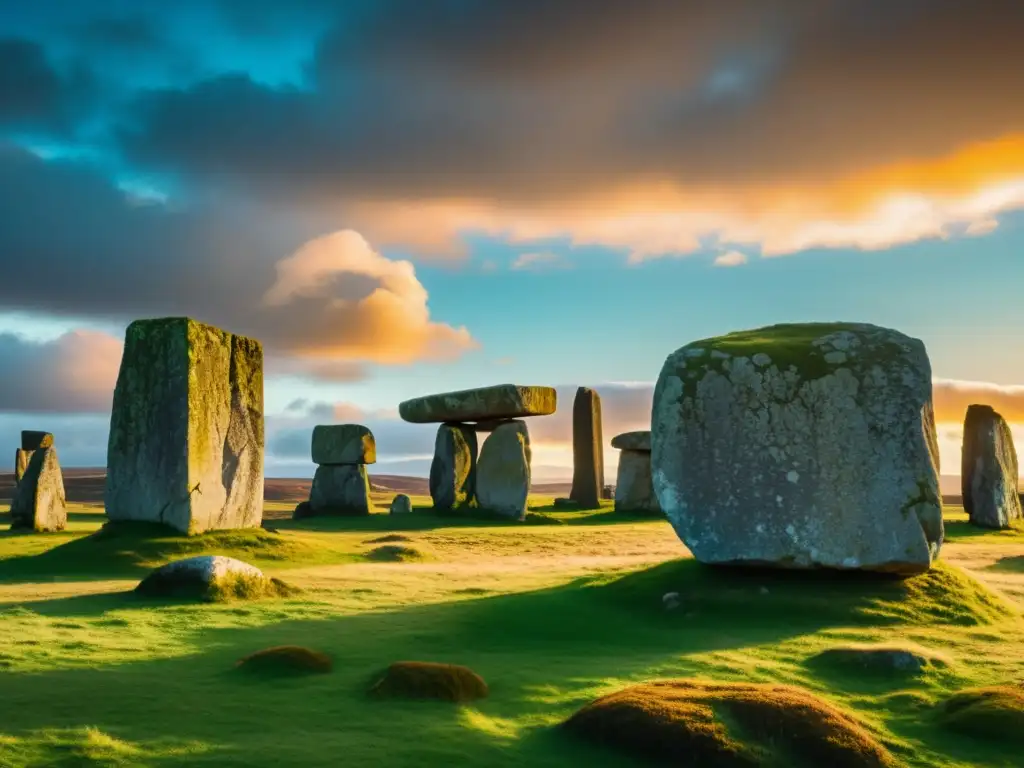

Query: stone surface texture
<box><xmin>615</xmin><ymin>449</ymin><xmax>661</xmax><ymax>515</ymax></box>
<box><xmin>476</xmin><ymin>420</ymin><xmax>531</xmax><ymax>520</ymax></box>
<box><xmin>429</xmin><ymin>424</ymin><xmax>478</xmax><ymax>510</ymax></box>
<box><xmin>311</xmin><ymin>424</ymin><xmax>376</xmax><ymax>465</ymax></box>
<box><xmin>21</xmin><ymin>431</ymin><xmax>53</xmax><ymax>450</ymax></box>
<box><xmin>14</xmin><ymin>449</ymin><xmax>33</xmax><ymax>483</ymax></box>
<box><xmin>961</xmin><ymin>404</ymin><xmax>1022</xmax><ymax>529</ymax></box>
<box><xmin>309</xmin><ymin>464</ymin><xmax>371</xmax><ymax>515</ymax></box>
<box><xmin>105</xmin><ymin>317</ymin><xmax>265</xmax><ymax>535</ymax></box>
<box><xmin>10</xmin><ymin>447</ymin><xmax>66</xmax><ymax>531</ymax></box>
<box><xmin>136</xmin><ymin>555</ymin><xmax>266</xmax><ymax>598</ymax></box>
<box><xmin>569</xmin><ymin>387</ymin><xmax>604</xmax><ymax>509</ymax></box>
<box><xmin>611</xmin><ymin>430</ymin><xmax>651</xmax><ymax>451</ymax></box>
<box><xmin>399</xmin><ymin>384</ymin><xmax>556</xmax><ymax>424</ymax></box>
<box><xmin>389</xmin><ymin>493</ymin><xmax>413</xmax><ymax>514</ymax></box>
<box><xmin>651</xmin><ymin>322</ymin><xmax>943</xmax><ymax>574</ymax></box>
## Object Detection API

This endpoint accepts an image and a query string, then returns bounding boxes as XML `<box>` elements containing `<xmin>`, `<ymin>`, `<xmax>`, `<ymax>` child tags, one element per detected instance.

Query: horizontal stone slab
<box><xmin>312</xmin><ymin>424</ymin><xmax>376</xmax><ymax>465</ymax></box>
<box><xmin>611</xmin><ymin>431</ymin><xmax>651</xmax><ymax>451</ymax></box>
<box><xmin>399</xmin><ymin>384</ymin><xmax>556</xmax><ymax>424</ymax></box>
<box><xmin>21</xmin><ymin>431</ymin><xmax>53</xmax><ymax>450</ymax></box>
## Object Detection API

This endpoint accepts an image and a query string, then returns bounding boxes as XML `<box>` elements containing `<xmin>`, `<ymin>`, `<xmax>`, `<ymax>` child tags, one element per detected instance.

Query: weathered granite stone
<box><xmin>651</xmin><ymin>322</ymin><xmax>943</xmax><ymax>574</ymax></box>
<box><xmin>399</xmin><ymin>384</ymin><xmax>556</xmax><ymax>424</ymax></box>
<box><xmin>14</xmin><ymin>449</ymin><xmax>33</xmax><ymax>483</ymax></box>
<box><xmin>615</xmin><ymin>449</ymin><xmax>661</xmax><ymax>515</ymax></box>
<box><xmin>569</xmin><ymin>387</ymin><xmax>604</xmax><ymax>509</ymax></box>
<box><xmin>10</xmin><ymin>447</ymin><xmax>66</xmax><ymax>532</ymax></box>
<box><xmin>961</xmin><ymin>404</ymin><xmax>1022</xmax><ymax>529</ymax></box>
<box><xmin>105</xmin><ymin>317</ymin><xmax>265</xmax><ymax>535</ymax></box>
<box><xmin>135</xmin><ymin>555</ymin><xmax>273</xmax><ymax>600</ymax></box>
<box><xmin>21</xmin><ymin>431</ymin><xmax>53</xmax><ymax>450</ymax></box>
<box><xmin>473</xmin><ymin>419</ymin><xmax>517</xmax><ymax>433</ymax></box>
<box><xmin>611</xmin><ymin>430</ymin><xmax>651</xmax><ymax>451</ymax></box>
<box><xmin>429</xmin><ymin>424</ymin><xmax>478</xmax><ymax>510</ymax></box>
<box><xmin>389</xmin><ymin>494</ymin><xmax>413</xmax><ymax>515</ymax></box>
<box><xmin>476</xmin><ymin>421</ymin><xmax>531</xmax><ymax>520</ymax></box>
<box><xmin>309</xmin><ymin>464</ymin><xmax>371</xmax><ymax>515</ymax></box>
<box><xmin>311</xmin><ymin>424</ymin><xmax>376</xmax><ymax>465</ymax></box>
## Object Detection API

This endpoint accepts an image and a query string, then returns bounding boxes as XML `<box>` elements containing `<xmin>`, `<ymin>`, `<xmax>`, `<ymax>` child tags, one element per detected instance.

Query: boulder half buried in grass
<box><xmin>368</xmin><ymin>661</ymin><xmax>488</xmax><ymax>702</ymax></box>
<box><xmin>135</xmin><ymin>555</ymin><xmax>292</xmax><ymax>602</ymax></box>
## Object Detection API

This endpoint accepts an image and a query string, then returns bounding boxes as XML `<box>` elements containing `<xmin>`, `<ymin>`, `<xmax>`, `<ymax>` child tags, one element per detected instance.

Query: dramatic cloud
<box><xmin>0</xmin><ymin>37</ymin><xmax>94</xmax><ymax>132</ymax></box>
<box><xmin>933</xmin><ymin>378</ymin><xmax>1024</xmax><ymax>424</ymax></box>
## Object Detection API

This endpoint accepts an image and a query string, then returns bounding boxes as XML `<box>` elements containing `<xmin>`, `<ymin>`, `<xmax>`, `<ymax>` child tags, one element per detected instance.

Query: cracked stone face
<box><xmin>651</xmin><ymin>323</ymin><xmax>943</xmax><ymax>574</ymax></box>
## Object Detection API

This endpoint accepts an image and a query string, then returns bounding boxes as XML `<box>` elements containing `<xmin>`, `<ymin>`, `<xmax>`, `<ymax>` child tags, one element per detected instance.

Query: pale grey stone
<box><xmin>311</xmin><ymin>424</ymin><xmax>376</xmax><ymax>465</ymax></box>
<box><xmin>309</xmin><ymin>464</ymin><xmax>371</xmax><ymax>515</ymax></box>
<box><xmin>10</xmin><ymin>447</ymin><xmax>66</xmax><ymax>532</ymax></box>
<box><xmin>399</xmin><ymin>384</ymin><xmax>556</xmax><ymax>423</ymax></box>
<box><xmin>611</xmin><ymin>430</ymin><xmax>651</xmax><ymax>451</ymax></box>
<box><xmin>389</xmin><ymin>494</ymin><xmax>413</xmax><ymax>515</ymax></box>
<box><xmin>961</xmin><ymin>404</ymin><xmax>1022</xmax><ymax>529</ymax></box>
<box><xmin>135</xmin><ymin>555</ymin><xmax>269</xmax><ymax>599</ymax></box>
<box><xmin>614</xmin><ymin>449</ymin><xmax>661</xmax><ymax>515</ymax></box>
<box><xmin>476</xmin><ymin>420</ymin><xmax>531</xmax><ymax>520</ymax></box>
<box><xmin>429</xmin><ymin>424</ymin><xmax>478</xmax><ymax>510</ymax></box>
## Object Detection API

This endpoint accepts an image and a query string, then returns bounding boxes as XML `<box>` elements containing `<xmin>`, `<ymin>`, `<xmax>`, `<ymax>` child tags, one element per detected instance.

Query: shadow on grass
<box><xmin>943</xmin><ymin>520</ymin><xmax>1024</xmax><ymax>542</ymax></box>
<box><xmin>988</xmin><ymin>555</ymin><xmax>1024</xmax><ymax>573</ymax></box>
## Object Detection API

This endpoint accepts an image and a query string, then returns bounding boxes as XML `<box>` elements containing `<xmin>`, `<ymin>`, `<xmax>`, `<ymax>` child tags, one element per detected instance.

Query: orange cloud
<box><xmin>932</xmin><ymin>378</ymin><xmax>1024</xmax><ymax>424</ymax></box>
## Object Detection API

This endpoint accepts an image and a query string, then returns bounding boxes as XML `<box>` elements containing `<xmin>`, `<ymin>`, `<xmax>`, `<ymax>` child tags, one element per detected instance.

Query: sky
<box><xmin>0</xmin><ymin>0</ymin><xmax>1022</xmax><ymax>484</ymax></box>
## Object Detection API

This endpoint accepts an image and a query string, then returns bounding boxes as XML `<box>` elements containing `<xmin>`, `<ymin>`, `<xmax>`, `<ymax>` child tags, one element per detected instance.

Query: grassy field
<box><xmin>0</xmin><ymin>494</ymin><xmax>1021</xmax><ymax>766</ymax></box>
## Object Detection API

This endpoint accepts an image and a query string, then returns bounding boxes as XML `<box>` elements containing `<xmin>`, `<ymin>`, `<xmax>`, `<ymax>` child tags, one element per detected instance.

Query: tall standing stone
<box><xmin>962</xmin><ymin>404</ymin><xmax>1022</xmax><ymax>529</ymax></box>
<box><xmin>10</xmin><ymin>447</ymin><xmax>66</xmax><ymax>532</ymax></box>
<box><xmin>303</xmin><ymin>424</ymin><xmax>375</xmax><ymax>516</ymax></box>
<box><xmin>477</xmin><ymin>421</ymin><xmax>531</xmax><ymax>520</ymax></box>
<box><xmin>652</xmin><ymin>323</ymin><xmax>943</xmax><ymax>575</ymax></box>
<box><xmin>105</xmin><ymin>317</ymin><xmax>264</xmax><ymax>535</ymax></box>
<box><xmin>429</xmin><ymin>424</ymin><xmax>478</xmax><ymax>510</ymax></box>
<box><xmin>569</xmin><ymin>387</ymin><xmax>604</xmax><ymax>509</ymax></box>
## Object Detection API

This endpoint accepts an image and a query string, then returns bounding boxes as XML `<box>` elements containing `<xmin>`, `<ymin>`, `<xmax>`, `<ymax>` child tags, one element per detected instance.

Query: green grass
<box><xmin>0</xmin><ymin>501</ymin><xmax>1020</xmax><ymax>766</ymax></box>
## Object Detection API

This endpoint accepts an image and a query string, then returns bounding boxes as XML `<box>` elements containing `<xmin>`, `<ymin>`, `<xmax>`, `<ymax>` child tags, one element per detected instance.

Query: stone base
<box><xmin>309</xmin><ymin>464</ymin><xmax>371</xmax><ymax>515</ymax></box>
<box><xmin>614</xmin><ymin>450</ymin><xmax>661</xmax><ymax>515</ymax></box>
<box><xmin>476</xmin><ymin>421</ymin><xmax>531</xmax><ymax>520</ymax></box>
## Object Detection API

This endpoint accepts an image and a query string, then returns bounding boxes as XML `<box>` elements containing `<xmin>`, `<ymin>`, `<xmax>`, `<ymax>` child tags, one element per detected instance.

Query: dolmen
<box><xmin>611</xmin><ymin>431</ymin><xmax>661</xmax><ymax>515</ymax></box>
<box><xmin>105</xmin><ymin>317</ymin><xmax>265</xmax><ymax>535</ymax></box>
<box><xmin>961</xmin><ymin>404</ymin><xmax>1022</xmax><ymax>529</ymax></box>
<box><xmin>399</xmin><ymin>384</ymin><xmax>556</xmax><ymax>520</ymax></box>
<box><xmin>569</xmin><ymin>387</ymin><xmax>604</xmax><ymax>509</ymax></box>
<box><xmin>304</xmin><ymin>424</ymin><xmax>374</xmax><ymax>516</ymax></box>
<box><xmin>10</xmin><ymin>430</ymin><xmax>66</xmax><ymax>532</ymax></box>
<box><xmin>651</xmin><ymin>322</ymin><xmax>943</xmax><ymax>575</ymax></box>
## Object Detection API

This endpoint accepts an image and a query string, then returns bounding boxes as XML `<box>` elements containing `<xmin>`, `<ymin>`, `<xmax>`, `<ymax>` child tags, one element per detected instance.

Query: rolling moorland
<box><xmin>0</xmin><ymin>473</ymin><xmax>1021</xmax><ymax>767</ymax></box>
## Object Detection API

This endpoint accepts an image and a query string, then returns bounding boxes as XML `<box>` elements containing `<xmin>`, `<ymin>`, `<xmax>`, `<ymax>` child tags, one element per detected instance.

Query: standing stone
<box><xmin>10</xmin><ymin>447</ymin><xmax>66</xmax><ymax>532</ymax></box>
<box><xmin>389</xmin><ymin>494</ymin><xmax>413</xmax><ymax>515</ymax></box>
<box><xmin>652</xmin><ymin>323</ymin><xmax>943</xmax><ymax>575</ymax></box>
<box><xmin>429</xmin><ymin>424</ymin><xmax>478</xmax><ymax>510</ymax></box>
<box><xmin>476</xmin><ymin>421</ymin><xmax>531</xmax><ymax>520</ymax></box>
<box><xmin>14</xmin><ymin>449</ymin><xmax>34</xmax><ymax>483</ymax></box>
<box><xmin>105</xmin><ymin>317</ymin><xmax>265</xmax><ymax>535</ymax></box>
<box><xmin>612</xmin><ymin>431</ymin><xmax>661</xmax><ymax>515</ymax></box>
<box><xmin>569</xmin><ymin>387</ymin><xmax>604</xmax><ymax>509</ymax></box>
<box><xmin>21</xmin><ymin>431</ymin><xmax>53</xmax><ymax>450</ymax></box>
<box><xmin>311</xmin><ymin>424</ymin><xmax>376</xmax><ymax>465</ymax></box>
<box><xmin>309</xmin><ymin>465</ymin><xmax>371</xmax><ymax>515</ymax></box>
<box><xmin>962</xmin><ymin>404</ymin><xmax>1022</xmax><ymax>529</ymax></box>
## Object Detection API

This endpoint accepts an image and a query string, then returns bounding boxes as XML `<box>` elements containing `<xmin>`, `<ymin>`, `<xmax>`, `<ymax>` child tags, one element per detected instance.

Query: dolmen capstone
<box><xmin>569</xmin><ymin>387</ymin><xmax>604</xmax><ymax>509</ymax></box>
<box><xmin>399</xmin><ymin>384</ymin><xmax>556</xmax><ymax>520</ymax></box>
<box><xmin>651</xmin><ymin>322</ymin><xmax>943</xmax><ymax>575</ymax></box>
<box><xmin>10</xmin><ymin>431</ymin><xmax>66</xmax><ymax>532</ymax></box>
<box><xmin>961</xmin><ymin>404</ymin><xmax>1021</xmax><ymax>529</ymax></box>
<box><xmin>611</xmin><ymin>431</ymin><xmax>661</xmax><ymax>515</ymax></box>
<box><xmin>105</xmin><ymin>317</ymin><xmax>265</xmax><ymax>535</ymax></box>
<box><xmin>306</xmin><ymin>424</ymin><xmax>374</xmax><ymax>515</ymax></box>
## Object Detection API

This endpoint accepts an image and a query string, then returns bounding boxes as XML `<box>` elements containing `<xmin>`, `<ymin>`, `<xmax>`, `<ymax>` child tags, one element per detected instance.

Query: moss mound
<box><xmin>235</xmin><ymin>646</ymin><xmax>333</xmax><ymax>677</ymax></box>
<box><xmin>937</xmin><ymin>686</ymin><xmax>1024</xmax><ymax>743</ymax></box>
<box><xmin>564</xmin><ymin>679</ymin><xmax>897</xmax><ymax>768</ymax></box>
<box><xmin>366</xmin><ymin>545</ymin><xmax>425</xmax><ymax>563</ymax></box>
<box><xmin>368</xmin><ymin>661</ymin><xmax>488</xmax><ymax>702</ymax></box>
<box><xmin>809</xmin><ymin>644</ymin><xmax>947</xmax><ymax>676</ymax></box>
<box><xmin>366</xmin><ymin>534</ymin><xmax>413</xmax><ymax>544</ymax></box>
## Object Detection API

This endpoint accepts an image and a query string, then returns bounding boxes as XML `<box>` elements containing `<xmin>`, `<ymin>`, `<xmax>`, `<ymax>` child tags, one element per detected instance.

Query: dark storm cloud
<box><xmin>0</xmin><ymin>38</ymin><xmax>94</xmax><ymax>132</ymax></box>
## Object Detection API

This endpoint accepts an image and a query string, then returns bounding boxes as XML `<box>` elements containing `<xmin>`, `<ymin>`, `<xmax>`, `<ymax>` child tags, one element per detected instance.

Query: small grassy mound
<box><xmin>523</xmin><ymin>512</ymin><xmax>565</xmax><ymax>525</ymax></box>
<box><xmin>564</xmin><ymin>679</ymin><xmax>897</xmax><ymax>768</ymax></box>
<box><xmin>937</xmin><ymin>686</ymin><xmax>1024</xmax><ymax>743</ymax></box>
<box><xmin>367</xmin><ymin>661</ymin><xmax>489</xmax><ymax>703</ymax></box>
<box><xmin>809</xmin><ymin>644</ymin><xmax>947</xmax><ymax>676</ymax></box>
<box><xmin>365</xmin><ymin>534</ymin><xmax>413</xmax><ymax>544</ymax></box>
<box><xmin>135</xmin><ymin>568</ymin><xmax>296</xmax><ymax>603</ymax></box>
<box><xmin>235</xmin><ymin>646</ymin><xmax>333</xmax><ymax>677</ymax></box>
<box><xmin>365</xmin><ymin>545</ymin><xmax>425</xmax><ymax>563</ymax></box>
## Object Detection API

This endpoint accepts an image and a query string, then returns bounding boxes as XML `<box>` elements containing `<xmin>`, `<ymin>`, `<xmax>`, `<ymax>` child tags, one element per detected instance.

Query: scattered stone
<box><xmin>389</xmin><ymin>493</ymin><xmax>413</xmax><ymax>515</ymax></box>
<box><xmin>14</xmin><ymin>449</ymin><xmax>33</xmax><ymax>483</ymax></box>
<box><xmin>662</xmin><ymin>591</ymin><xmax>681</xmax><ymax>611</ymax></box>
<box><xmin>610</xmin><ymin>431</ymin><xmax>651</xmax><ymax>451</ymax></box>
<box><xmin>399</xmin><ymin>384</ymin><xmax>556</xmax><ymax>424</ymax></box>
<box><xmin>564</xmin><ymin>679</ymin><xmax>896</xmax><ymax>767</ymax></box>
<box><xmin>961</xmin><ymin>404</ymin><xmax>1022</xmax><ymax>529</ymax></box>
<box><xmin>20</xmin><ymin>431</ymin><xmax>53</xmax><ymax>450</ymax></box>
<box><xmin>476</xmin><ymin>420</ymin><xmax>531</xmax><ymax>520</ymax></box>
<box><xmin>309</xmin><ymin>464</ymin><xmax>371</xmax><ymax>515</ymax></box>
<box><xmin>106</xmin><ymin>317</ymin><xmax>264</xmax><ymax>535</ymax></box>
<box><xmin>429</xmin><ymin>423</ymin><xmax>478</xmax><ymax>510</ymax></box>
<box><xmin>236</xmin><ymin>646</ymin><xmax>333</xmax><ymax>676</ymax></box>
<box><xmin>614</xmin><ymin>446</ymin><xmax>661</xmax><ymax>516</ymax></box>
<box><xmin>368</xmin><ymin>661</ymin><xmax>489</xmax><ymax>702</ymax></box>
<box><xmin>569</xmin><ymin>387</ymin><xmax>604</xmax><ymax>509</ymax></box>
<box><xmin>938</xmin><ymin>686</ymin><xmax>1024</xmax><ymax>744</ymax></box>
<box><xmin>311</xmin><ymin>424</ymin><xmax>376</xmax><ymax>465</ymax></box>
<box><xmin>135</xmin><ymin>555</ymin><xmax>292</xmax><ymax>601</ymax></box>
<box><xmin>651</xmin><ymin>322</ymin><xmax>943</xmax><ymax>574</ymax></box>
<box><xmin>811</xmin><ymin>645</ymin><xmax>944</xmax><ymax>675</ymax></box>
<box><xmin>10</xmin><ymin>447</ymin><xmax>66</xmax><ymax>532</ymax></box>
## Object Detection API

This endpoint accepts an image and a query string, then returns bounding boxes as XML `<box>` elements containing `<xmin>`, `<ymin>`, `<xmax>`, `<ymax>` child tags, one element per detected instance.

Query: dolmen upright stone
<box><xmin>651</xmin><ymin>322</ymin><xmax>943</xmax><ymax>575</ymax></box>
<box><xmin>306</xmin><ymin>424</ymin><xmax>374</xmax><ymax>516</ymax></box>
<box><xmin>569</xmin><ymin>387</ymin><xmax>604</xmax><ymax>509</ymax></box>
<box><xmin>105</xmin><ymin>317</ymin><xmax>265</xmax><ymax>535</ymax></box>
<box><xmin>962</xmin><ymin>404</ymin><xmax>1022</xmax><ymax>529</ymax></box>
<box><xmin>611</xmin><ymin>431</ymin><xmax>661</xmax><ymax>515</ymax></box>
<box><xmin>400</xmin><ymin>384</ymin><xmax>556</xmax><ymax>519</ymax></box>
<box><xmin>10</xmin><ymin>443</ymin><xmax>66</xmax><ymax>532</ymax></box>
<box><xmin>15</xmin><ymin>430</ymin><xmax>53</xmax><ymax>484</ymax></box>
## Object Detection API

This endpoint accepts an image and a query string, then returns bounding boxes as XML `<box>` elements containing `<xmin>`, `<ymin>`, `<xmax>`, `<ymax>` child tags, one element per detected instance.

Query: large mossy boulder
<box><xmin>476</xmin><ymin>420</ymin><xmax>531</xmax><ymax>520</ymax></box>
<box><xmin>651</xmin><ymin>322</ymin><xmax>942</xmax><ymax>574</ymax></box>
<box><xmin>564</xmin><ymin>679</ymin><xmax>897</xmax><ymax>767</ymax></box>
<box><xmin>105</xmin><ymin>317</ymin><xmax>264</xmax><ymax>535</ymax></box>
<box><xmin>135</xmin><ymin>555</ymin><xmax>291</xmax><ymax>602</ymax></box>
<box><xmin>10</xmin><ymin>447</ymin><xmax>66</xmax><ymax>532</ymax></box>
<box><xmin>961</xmin><ymin>404</ymin><xmax>1022</xmax><ymax>529</ymax></box>
<box><xmin>429</xmin><ymin>424</ymin><xmax>478</xmax><ymax>510</ymax></box>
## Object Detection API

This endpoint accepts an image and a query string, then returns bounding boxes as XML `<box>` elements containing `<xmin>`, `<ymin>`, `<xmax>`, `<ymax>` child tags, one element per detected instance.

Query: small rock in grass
<box><xmin>389</xmin><ymin>494</ymin><xmax>413</xmax><ymax>515</ymax></box>
<box><xmin>368</xmin><ymin>661</ymin><xmax>489</xmax><ymax>702</ymax></box>
<box><xmin>236</xmin><ymin>645</ymin><xmax>333</xmax><ymax>676</ymax></box>
<box><xmin>662</xmin><ymin>591</ymin><xmax>681</xmax><ymax>611</ymax></box>
<box><xmin>811</xmin><ymin>645</ymin><xmax>944</xmax><ymax>675</ymax></box>
<box><xmin>135</xmin><ymin>555</ymin><xmax>295</xmax><ymax>602</ymax></box>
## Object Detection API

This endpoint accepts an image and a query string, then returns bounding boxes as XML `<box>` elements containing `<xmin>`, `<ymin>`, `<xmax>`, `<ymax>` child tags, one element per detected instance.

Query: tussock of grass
<box><xmin>236</xmin><ymin>646</ymin><xmax>333</xmax><ymax>677</ymax></box>
<box><xmin>368</xmin><ymin>661</ymin><xmax>489</xmax><ymax>703</ymax></box>
<box><xmin>366</xmin><ymin>534</ymin><xmax>413</xmax><ymax>544</ymax></box>
<box><xmin>809</xmin><ymin>644</ymin><xmax>948</xmax><ymax>676</ymax></box>
<box><xmin>937</xmin><ymin>686</ymin><xmax>1024</xmax><ymax>743</ymax></box>
<box><xmin>564</xmin><ymin>679</ymin><xmax>898</xmax><ymax>768</ymax></box>
<box><xmin>366</xmin><ymin>545</ymin><xmax>425</xmax><ymax>563</ymax></box>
